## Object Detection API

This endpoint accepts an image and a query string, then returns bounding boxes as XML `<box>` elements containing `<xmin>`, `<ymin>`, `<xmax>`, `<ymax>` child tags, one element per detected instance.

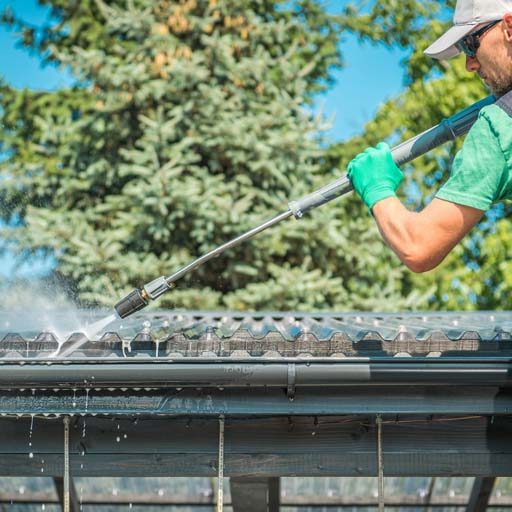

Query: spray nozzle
<box><xmin>114</xmin><ymin>276</ymin><xmax>173</xmax><ymax>319</ymax></box>
<box><xmin>114</xmin><ymin>288</ymin><xmax>148</xmax><ymax>319</ymax></box>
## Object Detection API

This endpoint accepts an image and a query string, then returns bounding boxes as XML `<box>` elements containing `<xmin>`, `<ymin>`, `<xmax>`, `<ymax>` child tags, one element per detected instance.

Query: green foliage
<box><xmin>331</xmin><ymin>0</ymin><xmax>512</xmax><ymax>311</ymax></box>
<box><xmin>5</xmin><ymin>0</ymin><xmax>503</xmax><ymax>313</ymax></box>
<box><xmin>0</xmin><ymin>0</ymin><xmax>420</xmax><ymax>311</ymax></box>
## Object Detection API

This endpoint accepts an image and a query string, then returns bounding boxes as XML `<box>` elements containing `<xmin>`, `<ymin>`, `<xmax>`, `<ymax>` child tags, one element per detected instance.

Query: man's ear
<box><xmin>503</xmin><ymin>13</ymin><xmax>512</xmax><ymax>41</ymax></box>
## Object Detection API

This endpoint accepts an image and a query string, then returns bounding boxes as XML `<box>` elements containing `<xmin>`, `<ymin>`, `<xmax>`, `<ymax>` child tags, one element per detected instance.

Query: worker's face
<box><xmin>465</xmin><ymin>15</ymin><xmax>512</xmax><ymax>97</ymax></box>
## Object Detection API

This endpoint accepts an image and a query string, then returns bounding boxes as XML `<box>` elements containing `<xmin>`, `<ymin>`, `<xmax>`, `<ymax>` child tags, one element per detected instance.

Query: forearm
<box><xmin>372</xmin><ymin>198</ymin><xmax>452</xmax><ymax>272</ymax></box>
<box><xmin>347</xmin><ymin>143</ymin><xmax>484</xmax><ymax>271</ymax></box>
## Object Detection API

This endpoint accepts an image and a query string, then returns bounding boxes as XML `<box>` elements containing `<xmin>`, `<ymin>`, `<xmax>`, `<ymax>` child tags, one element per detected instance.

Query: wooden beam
<box><xmin>424</xmin><ymin>476</ymin><xmax>437</xmax><ymax>512</ymax></box>
<box><xmin>0</xmin><ymin>415</ymin><xmax>511</xmax><ymax>477</ymax></box>
<box><xmin>467</xmin><ymin>477</ymin><xmax>496</xmax><ymax>512</ymax></box>
<box><xmin>1</xmin><ymin>491</ymin><xmax>512</xmax><ymax>508</ymax></box>
<box><xmin>230</xmin><ymin>477</ymin><xmax>278</xmax><ymax>512</ymax></box>
<box><xmin>268</xmin><ymin>477</ymin><xmax>280</xmax><ymax>512</ymax></box>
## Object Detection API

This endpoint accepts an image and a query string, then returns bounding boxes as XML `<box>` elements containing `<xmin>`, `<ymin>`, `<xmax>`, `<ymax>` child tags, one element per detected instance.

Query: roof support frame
<box><xmin>1</xmin><ymin>414</ymin><xmax>511</xmax><ymax>478</ymax></box>
<box><xmin>4</xmin><ymin>489</ymin><xmax>512</xmax><ymax>508</ymax></box>
<box><xmin>230</xmin><ymin>477</ymin><xmax>280</xmax><ymax>512</ymax></box>
<box><xmin>467</xmin><ymin>477</ymin><xmax>497</xmax><ymax>512</ymax></box>
<box><xmin>424</xmin><ymin>476</ymin><xmax>437</xmax><ymax>512</ymax></box>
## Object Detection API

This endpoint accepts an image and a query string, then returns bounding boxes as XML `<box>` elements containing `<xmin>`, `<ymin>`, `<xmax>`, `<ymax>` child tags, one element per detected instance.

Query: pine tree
<box><xmin>0</xmin><ymin>0</ymin><xmax>423</xmax><ymax>311</ymax></box>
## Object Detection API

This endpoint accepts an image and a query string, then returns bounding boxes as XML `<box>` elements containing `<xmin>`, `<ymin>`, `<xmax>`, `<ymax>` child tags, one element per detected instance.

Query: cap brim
<box><xmin>424</xmin><ymin>23</ymin><xmax>477</xmax><ymax>60</ymax></box>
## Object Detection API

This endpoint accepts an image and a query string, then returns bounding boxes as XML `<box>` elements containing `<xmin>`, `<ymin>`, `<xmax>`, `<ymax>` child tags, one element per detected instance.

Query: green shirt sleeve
<box><xmin>435</xmin><ymin>108</ymin><xmax>509</xmax><ymax>211</ymax></box>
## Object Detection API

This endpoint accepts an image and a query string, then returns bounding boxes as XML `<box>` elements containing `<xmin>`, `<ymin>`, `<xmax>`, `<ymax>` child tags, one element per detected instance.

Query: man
<box><xmin>347</xmin><ymin>0</ymin><xmax>512</xmax><ymax>272</ymax></box>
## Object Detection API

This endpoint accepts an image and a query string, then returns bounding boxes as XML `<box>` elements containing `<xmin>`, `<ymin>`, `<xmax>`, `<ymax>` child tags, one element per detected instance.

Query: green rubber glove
<box><xmin>347</xmin><ymin>142</ymin><xmax>404</xmax><ymax>211</ymax></box>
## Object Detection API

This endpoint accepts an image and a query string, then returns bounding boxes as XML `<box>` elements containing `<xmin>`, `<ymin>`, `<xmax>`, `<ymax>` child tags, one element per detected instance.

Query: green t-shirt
<box><xmin>435</xmin><ymin>104</ymin><xmax>512</xmax><ymax>211</ymax></box>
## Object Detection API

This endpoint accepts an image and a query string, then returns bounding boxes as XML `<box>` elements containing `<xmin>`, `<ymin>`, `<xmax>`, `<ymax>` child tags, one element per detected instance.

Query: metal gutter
<box><xmin>0</xmin><ymin>386</ymin><xmax>508</xmax><ymax>415</ymax></box>
<box><xmin>0</xmin><ymin>360</ymin><xmax>510</xmax><ymax>388</ymax></box>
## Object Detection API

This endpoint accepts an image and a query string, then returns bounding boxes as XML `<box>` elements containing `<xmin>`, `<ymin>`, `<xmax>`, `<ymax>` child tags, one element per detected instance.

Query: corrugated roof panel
<box><xmin>0</xmin><ymin>310</ymin><xmax>511</xmax><ymax>358</ymax></box>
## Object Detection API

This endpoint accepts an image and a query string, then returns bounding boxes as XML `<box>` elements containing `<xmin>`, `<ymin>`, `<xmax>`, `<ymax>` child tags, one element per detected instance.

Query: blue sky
<box><xmin>0</xmin><ymin>0</ymin><xmax>407</xmax><ymax>277</ymax></box>
<box><xmin>0</xmin><ymin>0</ymin><xmax>408</xmax><ymax>139</ymax></box>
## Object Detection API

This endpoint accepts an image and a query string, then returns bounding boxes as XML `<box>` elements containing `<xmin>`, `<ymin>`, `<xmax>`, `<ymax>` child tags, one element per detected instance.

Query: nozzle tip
<box><xmin>114</xmin><ymin>289</ymin><xmax>148</xmax><ymax>319</ymax></box>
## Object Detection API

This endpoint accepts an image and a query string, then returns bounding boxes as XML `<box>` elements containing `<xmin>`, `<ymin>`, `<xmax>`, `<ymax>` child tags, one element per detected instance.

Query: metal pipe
<box><xmin>114</xmin><ymin>96</ymin><xmax>495</xmax><ymax>319</ymax></box>
<box><xmin>287</xmin><ymin>95</ymin><xmax>495</xmax><ymax>217</ymax></box>
<box><xmin>166</xmin><ymin>210</ymin><xmax>293</xmax><ymax>285</ymax></box>
<box><xmin>0</xmin><ymin>360</ymin><xmax>510</xmax><ymax>387</ymax></box>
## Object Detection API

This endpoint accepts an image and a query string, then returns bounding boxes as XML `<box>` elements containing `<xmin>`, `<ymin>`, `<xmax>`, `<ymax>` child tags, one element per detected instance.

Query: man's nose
<box><xmin>465</xmin><ymin>55</ymin><xmax>480</xmax><ymax>72</ymax></box>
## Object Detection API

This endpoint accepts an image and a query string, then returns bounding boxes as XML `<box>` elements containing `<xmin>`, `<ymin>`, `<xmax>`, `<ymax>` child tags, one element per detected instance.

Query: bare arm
<box><xmin>372</xmin><ymin>197</ymin><xmax>485</xmax><ymax>272</ymax></box>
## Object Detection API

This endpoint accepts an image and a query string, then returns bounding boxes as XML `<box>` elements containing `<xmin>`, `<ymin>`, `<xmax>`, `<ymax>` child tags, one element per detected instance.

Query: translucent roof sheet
<box><xmin>1</xmin><ymin>476</ymin><xmax>511</xmax><ymax>511</ymax></box>
<box><xmin>0</xmin><ymin>310</ymin><xmax>511</xmax><ymax>358</ymax></box>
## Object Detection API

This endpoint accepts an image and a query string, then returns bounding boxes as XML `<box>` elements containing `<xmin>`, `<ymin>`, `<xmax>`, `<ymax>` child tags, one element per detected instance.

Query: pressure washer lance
<box><xmin>114</xmin><ymin>95</ymin><xmax>495</xmax><ymax>319</ymax></box>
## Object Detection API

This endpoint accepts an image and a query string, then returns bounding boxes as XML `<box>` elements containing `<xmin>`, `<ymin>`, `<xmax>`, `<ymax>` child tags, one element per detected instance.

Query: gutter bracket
<box><xmin>287</xmin><ymin>363</ymin><xmax>296</xmax><ymax>401</ymax></box>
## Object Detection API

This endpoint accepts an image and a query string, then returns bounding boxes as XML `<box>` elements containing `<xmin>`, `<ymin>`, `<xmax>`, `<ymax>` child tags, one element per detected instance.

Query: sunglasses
<box><xmin>455</xmin><ymin>20</ymin><xmax>501</xmax><ymax>58</ymax></box>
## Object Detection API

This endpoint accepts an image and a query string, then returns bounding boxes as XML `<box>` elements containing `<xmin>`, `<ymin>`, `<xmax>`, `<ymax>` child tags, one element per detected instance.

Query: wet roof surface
<box><xmin>0</xmin><ymin>310</ymin><xmax>511</xmax><ymax>358</ymax></box>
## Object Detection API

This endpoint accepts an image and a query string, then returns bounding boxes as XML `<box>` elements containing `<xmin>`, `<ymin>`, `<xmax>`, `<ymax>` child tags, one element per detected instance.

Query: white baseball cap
<box><xmin>424</xmin><ymin>0</ymin><xmax>512</xmax><ymax>60</ymax></box>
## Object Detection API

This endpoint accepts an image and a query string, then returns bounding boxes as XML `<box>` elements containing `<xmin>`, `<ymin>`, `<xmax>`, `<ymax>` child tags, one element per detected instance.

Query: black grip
<box><xmin>114</xmin><ymin>289</ymin><xmax>148</xmax><ymax>319</ymax></box>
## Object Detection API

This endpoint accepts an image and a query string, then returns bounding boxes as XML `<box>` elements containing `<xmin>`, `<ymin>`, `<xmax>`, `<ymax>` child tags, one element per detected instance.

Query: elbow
<box><xmin>404</xmin><ymin>259</ymin><xmax>437</xmax><ymax>273</ymax></box>
<box><xmin>400</xmin><ymin>248</ymin><xmax>441</xmax><ymax>273</ymax></box>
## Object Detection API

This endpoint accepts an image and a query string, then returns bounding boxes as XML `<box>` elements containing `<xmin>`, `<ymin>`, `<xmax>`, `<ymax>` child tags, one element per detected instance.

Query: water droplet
<box><xmin>40</xmin><ymin>467</ymin><xmax>44</xmax><ymax>473</ymax></box>
<box><xmin>123</xmin><ymin>434</ymin><xmax>127</xmax><ymax>439</ymax></box>
<box><xmin>18</xmin><ymin>486</ymin><xmax>25</xmax><ymax>495</ymax></box>
<box><xmin>29</xmin><ymin>452</ymin><xmax>33</xmax><ymax>458</ymax></box>
<box><xmin>41</xmin><ymin>505</ymin><xmax>46</xmax><ymax>510</ymax></box>
<box><xmin>29</xmin><ymin>414</ymin><xmax>35</xmax><ymax>440</ymax></box>
<box><xmin>116</xmin><ymin>436</ymin><xmax>120</xmax><ymax>442</ymax></box>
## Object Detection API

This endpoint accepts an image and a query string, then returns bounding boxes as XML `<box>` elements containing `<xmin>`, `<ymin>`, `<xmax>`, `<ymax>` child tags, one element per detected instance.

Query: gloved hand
<box><xmin>347</xmin><ymin>142</ymin><xmax>404</xmax><ymax>211</ymax></box>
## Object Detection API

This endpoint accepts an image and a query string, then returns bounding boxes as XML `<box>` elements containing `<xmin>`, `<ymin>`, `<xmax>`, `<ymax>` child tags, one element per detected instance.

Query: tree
<box><xmin>1</xmin><ymin>0</ymin><xmax>421</xmax><ymax>312</ymax></box>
